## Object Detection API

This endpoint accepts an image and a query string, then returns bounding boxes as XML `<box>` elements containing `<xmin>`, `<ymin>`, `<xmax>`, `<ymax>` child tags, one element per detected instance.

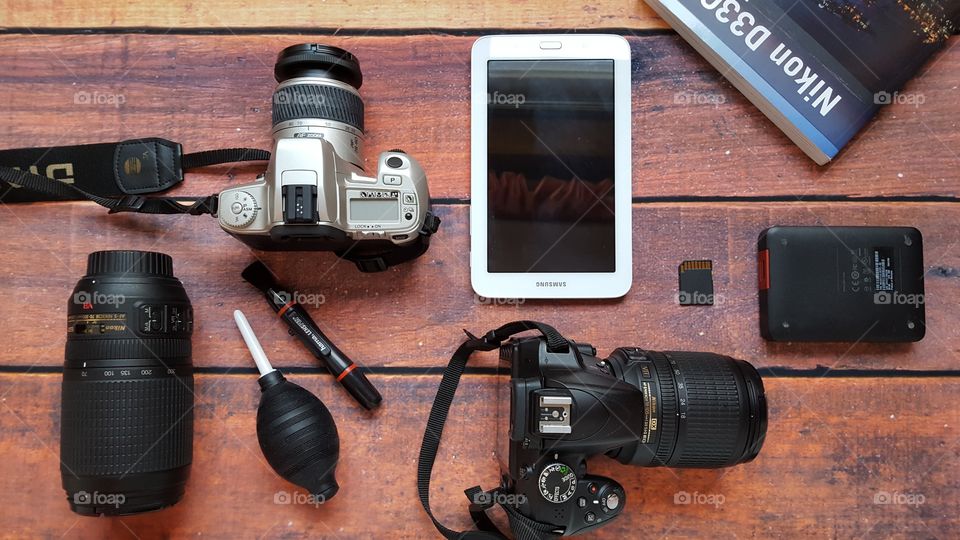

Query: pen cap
<box><xmin>338</xmin><ymin>367</ymin><xmax>383</xmax><ymax>410</ymax></box>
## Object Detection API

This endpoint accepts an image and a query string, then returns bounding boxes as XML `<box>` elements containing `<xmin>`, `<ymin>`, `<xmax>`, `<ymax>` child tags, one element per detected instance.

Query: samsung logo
<box><xmin>535</xmin><ymin>281</ymin><xmax>567</xmax><ymax>288</ymax></box>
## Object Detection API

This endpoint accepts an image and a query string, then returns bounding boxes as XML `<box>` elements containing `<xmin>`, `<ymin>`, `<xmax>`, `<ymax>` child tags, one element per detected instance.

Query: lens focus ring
<box><xmin>272</xmin><ymin>84</ymin><xmax>364</xmax><ymax>131</ymax></box>
<box><xmin>65</xmin><ymin>337</ymin><xmax>191</xmax><ymax>362</ymax></box>
<box><xmin>649</xmin><ymin>354</ymin><xmax>678</xmax><ymax>467</ymax></box>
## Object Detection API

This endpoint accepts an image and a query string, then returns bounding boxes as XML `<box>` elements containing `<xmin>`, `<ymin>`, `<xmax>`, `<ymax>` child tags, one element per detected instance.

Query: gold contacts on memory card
<box><xmin>678</xmin><ymin>260</ymin><xmax>714</xmax><ymax>306</ymax></box>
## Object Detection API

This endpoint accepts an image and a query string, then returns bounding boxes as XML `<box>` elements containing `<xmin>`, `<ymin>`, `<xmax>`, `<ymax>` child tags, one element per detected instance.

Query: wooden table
<box><xmin>0</xmin><ymin>2</ymin><xmax>957</xmax><ymax>538</ymax></box>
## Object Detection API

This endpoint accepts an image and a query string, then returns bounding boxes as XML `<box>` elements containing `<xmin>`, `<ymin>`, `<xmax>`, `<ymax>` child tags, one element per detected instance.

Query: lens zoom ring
<box><xmin>66</xmin><ymin>338</ymin><xmax>191</xmax><ymax>361</ymax></box>
<box><xmin>650</xmin><ymin>353</ymin><xmax>678</xmax><ymax>467</ymax></box>
<box><xmin>272</xmin><ymin>84</ymin><xmax>364</xmax><ymax>131</ymax></box>
<box><xmin>60</xmin><ymin>375</ymin><xmax>194</xmax><ymax>476</ymax></box>
<box><xmin>668</xmin><ymin>352</ymin><xmax>744</xmax><ymax>467</ymax></box>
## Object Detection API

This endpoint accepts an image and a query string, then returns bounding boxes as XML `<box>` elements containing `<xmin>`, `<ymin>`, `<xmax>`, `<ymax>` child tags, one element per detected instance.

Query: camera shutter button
<box><xmin>386</xmin><ymin>156</ymin><xmax>404</xmax><ymax>169</ymax></box>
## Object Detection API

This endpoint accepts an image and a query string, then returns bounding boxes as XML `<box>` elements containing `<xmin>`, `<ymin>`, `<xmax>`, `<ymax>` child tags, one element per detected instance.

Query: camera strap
<box><xmin>417</xmin><ymin>321</ymin><xmax>569</xmax><ymax>540</ymax></box>
<box><xmin>0</xmin><ymin>138</ymin><xmax>270</xmax><ymax>215</ymax></box>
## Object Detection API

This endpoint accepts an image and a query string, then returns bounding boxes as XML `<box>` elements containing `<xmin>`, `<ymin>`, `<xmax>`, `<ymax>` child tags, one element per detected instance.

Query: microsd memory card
<box><xmin>678</xmin><ymin>260</ymin><xmax>714</xmax><ymax>306</ymax></box>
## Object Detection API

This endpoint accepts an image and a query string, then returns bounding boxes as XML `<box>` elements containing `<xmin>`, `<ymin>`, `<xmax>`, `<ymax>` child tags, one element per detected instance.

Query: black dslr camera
<box><xmin>497</xmin><ymin>335</ymin><xmax>767</xmax><ymax>536</ymax></box>
<box><xmin>418</xmin><ymin>322</ymin><xmax>767</xmax><ymax>538</ymax></box>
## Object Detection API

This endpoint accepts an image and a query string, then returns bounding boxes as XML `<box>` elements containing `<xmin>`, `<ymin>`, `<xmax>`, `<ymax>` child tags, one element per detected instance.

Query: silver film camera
<box><xmin>218</xmin><ymin>44</ymin><xmax>440</xmax><ymax>272</ymax></box>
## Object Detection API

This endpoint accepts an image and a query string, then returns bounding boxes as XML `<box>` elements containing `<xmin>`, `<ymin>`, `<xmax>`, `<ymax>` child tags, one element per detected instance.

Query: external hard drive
<box><xmin>758</xmin><ymin>226</ymin><xmax>925</xmax><ymax>342</ymax></box>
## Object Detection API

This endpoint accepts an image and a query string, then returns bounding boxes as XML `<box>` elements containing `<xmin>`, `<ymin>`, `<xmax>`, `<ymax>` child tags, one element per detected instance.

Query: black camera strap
<box><xmin>0</xmin><ymin>138</ymin><xmax>269</xmax><ymax>215</ymax></box>
<box><xmin>417</xmin><ymin>321</ymin><xmax>569</xmax><ymax>540</ymax></box>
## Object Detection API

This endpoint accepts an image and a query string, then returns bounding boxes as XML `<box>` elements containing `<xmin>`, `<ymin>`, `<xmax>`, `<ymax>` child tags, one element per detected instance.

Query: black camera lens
<box><xmin>272</xmin><ymin>44</ymin><xmax>365</xmax><ymax>132</ymax></box>
<box><xmin>274</xmin><ymin>44</ymin><xmax>363</xmax><ymax>88</ymax></box>
<box><xmin>607</xmin><ymin>349</ymin><xmax>767</xmax><ymax>468</ymax></box>
<box><xmin>61</xmin><ymin>250</ymin><xmax>194</xmax><ymax>516</ymax></box>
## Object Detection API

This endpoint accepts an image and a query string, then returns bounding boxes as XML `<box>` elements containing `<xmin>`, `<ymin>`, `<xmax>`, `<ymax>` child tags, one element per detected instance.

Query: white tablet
<box><xmin>470</xmin><ymin>34</ymin><xmax>633</xmax><ymax>299</ymax></box>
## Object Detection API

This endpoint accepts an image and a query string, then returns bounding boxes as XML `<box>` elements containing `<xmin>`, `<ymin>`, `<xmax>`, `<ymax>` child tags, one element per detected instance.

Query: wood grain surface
<box><xmin>0</xmin><ymin>7</ymin><xmax>958</xmax><ymax>540</ymax></box>
<box><xmin>0</xmin><ymin>1</ymin><xmax>667</xmax><ymax>31</ymax></box>
<box><xmin>1</xmin><ymin>203</ymin><xmax>958</xmax><ymax>372</ymax></box>
<box><xmin>0</xmin><ymin>34</ymin><xmax>956</xmax><ymax>199</ymax></box>
<box><xmin>1</xmin><ymin>374</ymin><xmax>957</xmax><ymax>539</ymax></box>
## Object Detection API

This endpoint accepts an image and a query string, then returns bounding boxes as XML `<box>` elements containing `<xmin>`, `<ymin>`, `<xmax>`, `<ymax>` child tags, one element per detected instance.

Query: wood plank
<box><xmin>1</xmin><ymin>202</ymin><xmax>957</xmax><ymax>371</ymax></box>
<box><xmin>0</xmin><ymin>35</ymin><xmax>956</xmax><ymax>199</ymax></box>
<box><xmin>0</xmin><ymin>373</ymin><xmax>956</xmax><ymax>538</ymax></box>
<box><xmin>0</xmin><ymin>1</ymin><xmax>667</xmax><ymax>30</ymax></box>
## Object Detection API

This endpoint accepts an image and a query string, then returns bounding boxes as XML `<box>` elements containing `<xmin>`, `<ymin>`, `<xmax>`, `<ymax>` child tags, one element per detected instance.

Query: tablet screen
<box><xmin>486</xmin><ymin>59</ymin><xmax>616</xmax><ymax>273</ymax></box>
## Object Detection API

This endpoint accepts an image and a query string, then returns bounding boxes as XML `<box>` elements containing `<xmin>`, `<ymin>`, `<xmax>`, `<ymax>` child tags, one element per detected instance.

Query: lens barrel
<box><xmin>607</xmin><ymin>349</ymin><xmax>767</xmax><ymax>468</ymax></box>
<box><xmin>271</xmin><ymin>44</ymin><xmax>365</xmax><ymax>132</ymax></box>
<box><xmin>61</xmin><ymin>250</ymin><xmax>194</xmax><ymax>515</ymax></box>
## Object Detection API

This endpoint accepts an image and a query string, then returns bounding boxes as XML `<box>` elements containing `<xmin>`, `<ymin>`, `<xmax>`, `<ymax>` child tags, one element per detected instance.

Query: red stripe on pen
<box><xmin>336</xmin><ymin>363</ymin><xmax>357</xmax><ymax>382</ymax></box>
<box><xmin>277</xmin><ymin>301</ymin><xmax>296</xmax><ymax>317</ymax></box>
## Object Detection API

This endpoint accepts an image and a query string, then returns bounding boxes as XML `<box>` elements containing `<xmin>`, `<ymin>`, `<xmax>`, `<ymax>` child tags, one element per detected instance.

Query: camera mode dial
<box><xmin>538</xmin><ymin>462</ymin><xmax>578</xmax><ymax>504</ymax></box>
<box><xmin>224</xmin><ymin>191</ymin><xmax>259</xmax><ymax>228</ymax></box>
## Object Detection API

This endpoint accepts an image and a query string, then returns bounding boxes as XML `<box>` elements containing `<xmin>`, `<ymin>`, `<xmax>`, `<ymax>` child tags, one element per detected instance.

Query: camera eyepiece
<box><xmin>274</xmin><ymin>44</ymin><xmax>363</xmax><ymax>88</ymax></box>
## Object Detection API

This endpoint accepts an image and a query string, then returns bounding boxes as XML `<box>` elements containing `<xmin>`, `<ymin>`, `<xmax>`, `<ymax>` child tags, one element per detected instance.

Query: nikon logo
<box><xmin>123</xmin><ymin>156</ymin><xmax>142</xmax><ymax>175</ymax></box>
<box><xmin>8</xmin><ymin>163</ymin><xmax>75</xmax><ymax>187</ymax></box>
<box><xmin>359</xmin><ymin>191</ymin><xmax>399</xmax><ymax>199</ymax></box>
<box><xmin>536</xmin><ymin>281</ymin><xmax>567</xmax><ymax>288</ymax></box>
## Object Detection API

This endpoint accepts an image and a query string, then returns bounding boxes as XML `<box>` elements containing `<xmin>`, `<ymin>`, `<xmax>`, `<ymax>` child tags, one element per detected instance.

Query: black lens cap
<box><xmin>274</xmin><ymin>44</ymin><xmax>363</xmax><ymax>89</ymax></box>
<box><xmin>86</xmin><ymin>250</ymin><xmax>174</xmax><ymax>277</ymax></box>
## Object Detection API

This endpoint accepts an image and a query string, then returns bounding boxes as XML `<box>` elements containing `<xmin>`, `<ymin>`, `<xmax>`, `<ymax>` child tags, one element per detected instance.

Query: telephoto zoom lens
<box><xmin>61</xmin><ymin>250</ymin><xmax>194</xmax><ymax>515</ymax></box>
<box><xmin>607</xmin><ymin>349</ymin><xmax>767</xmax><ymax>468</ymax></box>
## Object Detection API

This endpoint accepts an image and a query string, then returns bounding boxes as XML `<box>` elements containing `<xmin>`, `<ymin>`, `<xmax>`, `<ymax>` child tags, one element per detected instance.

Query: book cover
<box><xmin>645</xmin><ymin>0</ymin><xmax>959</xmax><ymax>164</ymax></box>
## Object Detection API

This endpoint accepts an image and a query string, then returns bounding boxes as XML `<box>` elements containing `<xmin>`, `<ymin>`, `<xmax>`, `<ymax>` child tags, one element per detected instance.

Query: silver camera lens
<box><xmin>271</xmin><ymin>44</ymin><xmax>365</xmax><ymax>167</ymax></box>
